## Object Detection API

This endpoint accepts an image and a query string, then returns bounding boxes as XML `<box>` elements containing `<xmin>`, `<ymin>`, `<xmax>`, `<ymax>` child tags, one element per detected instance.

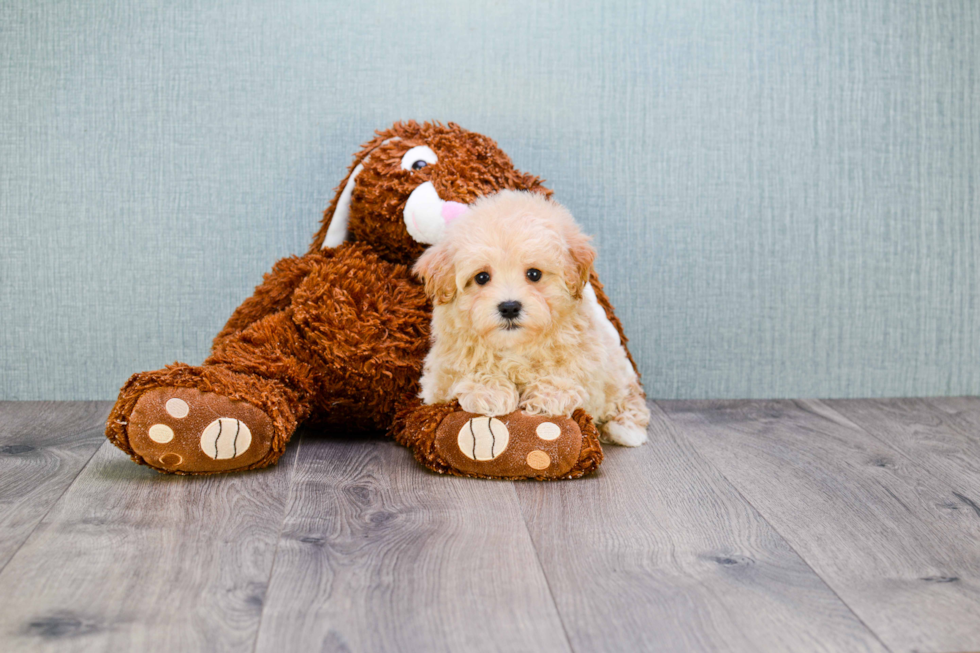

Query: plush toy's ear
<box><xmin>413</xmin><ymin>243</ymin><xmax>457</xmax><ymax>305</ymax></box>
<box><xmin>308</xmin><ymin>130</ymin><xmax>396</xmax><ymax>253</ymax></box>
<box><xmin>564</xmin><ymin>227</ymin><xmax>596</xmax><ymax>300</ymax></box>
<box><xmin>321</xmin><ymin>162</ymin><xmax>363</xmax><ymax>248</ymax></box>
<box><xmin>522</xmin><ymin>173</ymin><xmax>553</xmax><ymax>199</ymax></box>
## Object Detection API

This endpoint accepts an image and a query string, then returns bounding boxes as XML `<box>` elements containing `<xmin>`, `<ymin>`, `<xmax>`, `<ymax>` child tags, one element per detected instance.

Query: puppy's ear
<box><xmin>413</xmin><ymin>243</ymin><xmax>457</xmax><ymax>304</ymax></box>
<box><xmin>564</xmin><ymin>228</ymin><xmax>596</xmax><ymax>300</ymax></box>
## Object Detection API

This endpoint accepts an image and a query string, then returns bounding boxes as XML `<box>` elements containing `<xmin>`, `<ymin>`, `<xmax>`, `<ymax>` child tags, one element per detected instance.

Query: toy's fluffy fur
<box><xmin>106</xmin><ymin>122</ymin><xmax>640</xmax><ymax>476</ymax></box>
<box><xmin>415</xmin><ymin>191</ymin><xmax>650</xmax><ymax>446</ymax></box>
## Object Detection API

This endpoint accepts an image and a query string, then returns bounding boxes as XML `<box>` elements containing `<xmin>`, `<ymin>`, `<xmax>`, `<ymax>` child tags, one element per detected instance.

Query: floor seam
<box><xmin>512</xmin><ymin>482</ymin><xmax>578</xmax><ymax>653</ymax></box>
<box><xmin>250</xmin><ymin>431</ymin><xmax>304</xmax><ymax>653</ymax></box>
<box><xmin>653</xmin><ymin>399</ymin><xmax>896</xmax><ymax>653</ymax></box>
<box><xmin>0</xmin><ymin>433</ymin><xmax>106</xmax><ymax>579</ymax></box>
<box><xmin>812</xmin><ymin>398</ymin><xmax>977</xmax><ymax>487</ymax></box>
<box><xmin>719</xmin><ymin>475</ymin><xmax>894</xmax><ymax>653</ymax></box>
<box><xmin>798</xmin><ymin>399</ymin><xmax>928</xmax><ymax>469</ymax></box>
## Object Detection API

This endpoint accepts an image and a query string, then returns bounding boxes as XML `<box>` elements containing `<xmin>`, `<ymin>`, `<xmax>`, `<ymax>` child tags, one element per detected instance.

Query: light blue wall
<box><xmin>2</xmin><ymin>0</ymin><xmax>978</xmax><ymax>400</ymax></box>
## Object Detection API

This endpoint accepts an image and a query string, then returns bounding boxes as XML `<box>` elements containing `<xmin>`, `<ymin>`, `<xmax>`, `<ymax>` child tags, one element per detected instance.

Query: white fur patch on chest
<box><xmin>583</xmin><ymin>282</ymin><xmax>637</xmax><ymax>381</ymax></box>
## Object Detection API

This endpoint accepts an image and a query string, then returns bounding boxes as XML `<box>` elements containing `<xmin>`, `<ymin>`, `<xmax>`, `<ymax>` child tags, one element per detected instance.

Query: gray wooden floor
<box><xmin>1</xmin><ymin>399</ymin><xmax>979</xmax><ymax>653</ymax></box>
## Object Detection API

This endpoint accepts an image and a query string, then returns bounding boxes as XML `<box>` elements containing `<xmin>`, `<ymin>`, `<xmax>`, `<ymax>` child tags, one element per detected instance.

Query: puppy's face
<box><xmin>415</xmin><ymin>191</ymin><xmax>595</xmax><ymax>350</ymax></box>
<box><xmin>453</xmin><ymin>237</ymin><xmax>568</xmax><ymax>348</ymax></box>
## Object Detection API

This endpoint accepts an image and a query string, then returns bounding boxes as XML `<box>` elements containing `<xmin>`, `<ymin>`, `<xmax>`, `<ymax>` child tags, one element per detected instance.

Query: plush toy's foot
<box><xmin>393</xmin><ymin>400</ymin><xmax>603</xmax><ymax>480</ymax></box>
<box><xmin>106</xmin><ymin>365</ymin><xmax>298</xmax><ymax>474</ymax></box>
<box><xmin>126</xmin><ymin>387</ymin><xmax>277</xmax><ymax>473</ymax></box>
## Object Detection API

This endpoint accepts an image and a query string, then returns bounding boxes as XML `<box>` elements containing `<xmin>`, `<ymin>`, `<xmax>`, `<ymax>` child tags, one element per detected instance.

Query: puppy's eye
<box><xmin>411</xmin><ymin>160</ymin><xmax>427</xmax><ymax>171</ymax></box>
<box><xmin>475</xmin><ymin>271</ymin><xmax>491</xmax><ymax>285</ymax></box>
<box><xmin>526</xmin><ymin>268</ymin><xmax>542</xmax><ymax>282</ymax></box>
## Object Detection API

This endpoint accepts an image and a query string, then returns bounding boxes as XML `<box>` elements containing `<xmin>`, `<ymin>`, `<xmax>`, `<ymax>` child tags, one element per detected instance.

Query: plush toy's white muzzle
<box><xmin>321</xmin><ymin>166</ymin><xmax>470</xmax><ymax>248</ymax></box>
<box><xmin>403</xmin><ymin>182</ymin><xmax>470</xmax><ymax>245</ymax></box>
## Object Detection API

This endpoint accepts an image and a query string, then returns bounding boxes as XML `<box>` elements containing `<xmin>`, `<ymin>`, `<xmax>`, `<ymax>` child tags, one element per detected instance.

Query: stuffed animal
<box><xmin>106</xmin><ymin>121</ymin><xmax>640</xmax><ymax>479</ymax></box>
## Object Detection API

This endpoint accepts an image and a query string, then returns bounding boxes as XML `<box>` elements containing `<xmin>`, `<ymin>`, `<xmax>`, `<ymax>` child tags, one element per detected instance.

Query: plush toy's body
<box><xmin>107</xmin><ymin>122</ymin><xmax>641</xmax><ymax>479</ymax></box>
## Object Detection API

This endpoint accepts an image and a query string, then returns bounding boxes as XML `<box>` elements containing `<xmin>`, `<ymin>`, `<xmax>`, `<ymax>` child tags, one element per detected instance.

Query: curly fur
<box><xmin>415</xmin><ymin>191</ymin><xmax>650</xmax><ymax>446</ymax></box>
<box><xmin>106</xmin><ymin>121</ymin><xmax>639</xmax><ymax>475</ymax></box>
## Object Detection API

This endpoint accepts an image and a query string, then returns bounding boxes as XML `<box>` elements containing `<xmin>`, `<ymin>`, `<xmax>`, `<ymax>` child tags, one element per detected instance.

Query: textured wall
<box><xmin>1</xmin><ymin>0</ymin><xmax>978</xmax><ymax>400</ymax></box>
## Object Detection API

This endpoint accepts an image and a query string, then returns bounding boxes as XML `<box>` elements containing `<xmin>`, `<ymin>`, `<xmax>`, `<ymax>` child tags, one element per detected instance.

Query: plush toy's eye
<box><xmin>526</xmin><ymin>268</ymin><xmax>542</xmax><ymax>282</ymax></box>
<box><xmin>475</xmin><ymin>271</ymin><xmax>491</xmax><ymax>285</ymax></box>
<box><xmin>400</xmin><ymin>145</ymin><xmax>438</xmax><ymax>171</ymax></box>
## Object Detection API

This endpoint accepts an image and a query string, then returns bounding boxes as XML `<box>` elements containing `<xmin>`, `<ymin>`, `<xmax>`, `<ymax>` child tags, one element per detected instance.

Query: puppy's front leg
<box><xmin>452</xmin><ymin>377</ymin><xmax>520</xmax><ymax>417</ymax></box>
<box><xmin>520</xmin><ymin>377</ymin><xmax>589</xmax><ymax>417</ymax></box>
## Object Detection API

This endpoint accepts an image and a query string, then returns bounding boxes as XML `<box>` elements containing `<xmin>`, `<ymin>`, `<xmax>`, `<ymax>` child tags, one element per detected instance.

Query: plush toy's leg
<box><xmin>106</xmin><ymin>309</ymin><xmax>318</xmax><ymax>474</ymax></box>
<box><xmin>392</xmin><ymin>399</ymin><xmax>604</xmax><ymax>480</ymax></box>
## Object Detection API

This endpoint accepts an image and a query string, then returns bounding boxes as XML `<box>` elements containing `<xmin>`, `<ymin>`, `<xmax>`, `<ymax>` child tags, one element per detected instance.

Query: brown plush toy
<box><xmin>106</xmin><ymin>121</ymin><xmax>640</xmax><ymax>480</ymax></box>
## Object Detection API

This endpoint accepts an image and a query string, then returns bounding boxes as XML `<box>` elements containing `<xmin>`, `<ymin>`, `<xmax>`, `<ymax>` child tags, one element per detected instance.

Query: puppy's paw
<box><xmin>454</xmin><ymin>380</ymin><xmax>520</xmax><ymax>417</ymax></box>
<box><xmin>520</xmin><ymin>381</ymin><xmax>588</xmax><ymax>417</ymax></box>
<box><xmin>601</xmin><ymin>419</ymin><xmax>649</xmax><ymax>447</ymax></box>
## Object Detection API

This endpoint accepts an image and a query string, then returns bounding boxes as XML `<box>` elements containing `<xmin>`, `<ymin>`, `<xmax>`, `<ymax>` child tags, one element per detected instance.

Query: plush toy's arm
<box><xmin>213</xmin><ymin>253</ymin><xmax>323</xmax><ymax>346</ymax></box>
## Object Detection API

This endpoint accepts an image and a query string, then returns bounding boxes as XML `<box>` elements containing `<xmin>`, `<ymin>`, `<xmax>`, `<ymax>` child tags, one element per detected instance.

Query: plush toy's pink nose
<box><xmin>442</xmin><ymin>201</ymin><xmax>469</xmax><ymax>224</ymax></box>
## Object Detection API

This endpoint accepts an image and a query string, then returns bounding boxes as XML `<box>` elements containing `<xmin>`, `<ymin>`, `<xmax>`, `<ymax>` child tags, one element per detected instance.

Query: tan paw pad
<box><xmin>148</xmin><ymin>423</ymin><xmax>174</xmax><ymax>443</ymax></box>
<box><xmin>526</xmin><ymin>450</ymin><xmax>551</xmax><ymax>470</ymax></box>
<box><xmin>457</xmin><ymin>417</ymin><xmax>509</xmax><ymax>461</ymax></box>
<box><xmin>200</xmin><ymin>418</ymin><xmax>252</xmax><ymax>460</ymax></box>
<box><xmin>165</xmin><ymin>398</ymin><xmax>189</xmax><ymax>418</ymax></box>
<box><xmin>535</xmin><ymin>421</ymin><xmax>561</xmax><ymax>441</ymax></box>
<box><xmin>159</xmin><ymin>453</ymin><xmax>183</xmax><ymax>467</ymax></box>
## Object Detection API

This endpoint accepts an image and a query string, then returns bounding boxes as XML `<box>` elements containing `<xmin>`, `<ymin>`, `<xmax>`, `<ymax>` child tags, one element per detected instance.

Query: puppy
<box><xmin>413</xmin><ymin>190</ymin><xmax>649</xmax><ymax>446</ymax></box>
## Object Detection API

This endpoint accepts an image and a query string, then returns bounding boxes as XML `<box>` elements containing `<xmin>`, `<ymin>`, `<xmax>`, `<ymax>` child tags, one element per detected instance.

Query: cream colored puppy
<box><xmin>413</xmin><ymin>190</ymin><xmax>649</xmax><ymax>446</ymax></box>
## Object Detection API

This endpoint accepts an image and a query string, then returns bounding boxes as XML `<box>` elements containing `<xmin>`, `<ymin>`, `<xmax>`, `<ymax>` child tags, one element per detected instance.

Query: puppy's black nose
<box><xmin>497</xmin><ymin>300</ymin><xmax>523</xmax><ymax>320</ymax></box>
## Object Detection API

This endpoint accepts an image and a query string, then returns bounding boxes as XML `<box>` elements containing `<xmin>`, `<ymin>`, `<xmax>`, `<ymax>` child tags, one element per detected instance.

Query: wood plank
<box><xmin>0</xmin><ymin>428</ymin><xmax>299</xmax><ymax>652</ymax></box>
<box><xmin>254</xmin><ymin>433</ymin><xmax>570</xmax><ymax>653</ymax></box>
<box><xmin>0</xmin><ymin>402</ymin><xmax>109</xmax><ymax>571</ymax></box>
<box><xmin>515</xmin><ymin>402</ymin><xmax>888</xmax><ymax>653</ymax></box>
<box><xmin>660</xmin><ymin>399</ymin><xmax>980</xmax><ymax>653</ymax></box>
<box><xmin>827</xmin><ymin>396</ymin><xmax>980</xmax><ymax>496</ymax></box>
